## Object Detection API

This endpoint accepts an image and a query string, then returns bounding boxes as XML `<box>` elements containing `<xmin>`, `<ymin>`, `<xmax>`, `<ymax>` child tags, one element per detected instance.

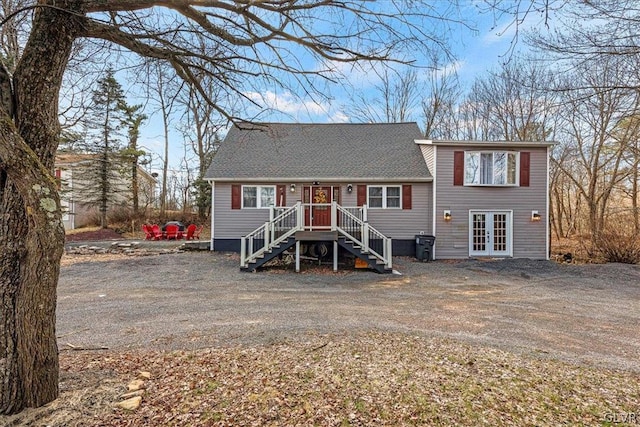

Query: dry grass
<box><xmin>5</xmin><ymin>332</ymin><xmax>639</xmax><ymax>426</ymax></box>
<box><xmin>551</xmin><ymin>237</ymin><xmax>605</xmax><ymax>264</ymax></box>
<box><xmin>64</xmin><ymin>226</ymin><xmax>101</xmax><ymax>236</ymax></box>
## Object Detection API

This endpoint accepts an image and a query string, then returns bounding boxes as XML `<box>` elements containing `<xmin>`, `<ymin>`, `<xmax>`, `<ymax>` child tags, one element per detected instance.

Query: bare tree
<box><xmin>177</xmin><ymin>81</ymin><xmax>224</xmax><ymax>219</ymax></box>
<box><xmin>460</xmin><ymin>61</ymin><xmax>556</xmax><ymax>141</ymax></box>
<box><xmin>422</xmin><ymin>57</ymin><xmax>462</xmax><ymax>139</ymax></box>
<box><xmin>346</xmin><ymin>67</ymin><xmax>422</xmax><ymax>123</ymax></box>
<box><xmin>610</xmin><ymin>115</ymin><xmax>640</xmax><ymax>233</ymax></box>
<box><xmin>529</xmin><ymin>0</ymin><xmax>640</xmax><ymax>91</ymax></box>
<box><xmin>551</xmin><ymin>56</ymin><xmax>640</xmax><ymax>242</ymax></box>
<box><xmin>0</xmin><ymin>1</ymin><xmax>464</xmax><ymax>414</ymax></box>
<box><xmin>145</xmin><ymin>62</ymin><xmax>181</xmax><ymax>218</ymax></box>
<box><xmin>549</xmin><ymin>144</ymin><xmax>583</xmax><ymax>239</ymax></box>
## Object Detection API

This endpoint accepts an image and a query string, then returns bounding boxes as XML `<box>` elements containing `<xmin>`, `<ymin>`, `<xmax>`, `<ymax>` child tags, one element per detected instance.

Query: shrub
<box><xmin>596</xmin><ymin>228</ymin><xmax>640</xmax><ymax>264</ymax></box>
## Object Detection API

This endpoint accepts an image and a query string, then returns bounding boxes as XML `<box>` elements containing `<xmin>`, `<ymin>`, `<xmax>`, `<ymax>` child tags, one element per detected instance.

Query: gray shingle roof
<box><xmin>205</xmin><ymin>122</ymin><xmax>431</xmax><ymax>182</ymax></box>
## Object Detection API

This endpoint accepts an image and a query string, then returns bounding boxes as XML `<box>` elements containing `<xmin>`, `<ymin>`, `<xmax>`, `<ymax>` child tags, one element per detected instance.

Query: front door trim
<box><xmin>304</xmin><ymin>186</ymin><xmax>337</xmax><ymax>230</ymax></box>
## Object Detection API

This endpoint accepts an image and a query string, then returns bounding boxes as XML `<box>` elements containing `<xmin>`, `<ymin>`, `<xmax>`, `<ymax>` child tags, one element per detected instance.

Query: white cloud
<box><xmin>243</xmin><ymin>90</ymin><xmax>349</xmax><ymax>123</ymax></box>
<box><xmin>439</xmin><ymin>60</ymin><xmax>464</xmax><ymax>77</ymax></box>
<box><xmin>320</xmin><ymin>60</ymin><xmax>388</xmax><ymax>89</ymax></box>
<box><xmin>481</xmin><ymin>11</ymin><xmax>540</xmax><ymax>46</ymax></box>
<box><xmin>328</xmin><ymin>111</ymin><xmax>350</xmax><ymax>123</ymax></box>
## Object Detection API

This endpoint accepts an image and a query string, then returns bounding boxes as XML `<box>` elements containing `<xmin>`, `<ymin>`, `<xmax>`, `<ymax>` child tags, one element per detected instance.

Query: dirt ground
<box><xmin>52</xmin><ymin>250</ymin><xmax>640</xmax><ymax>372</ymax></box>
<box><xmin>3</xmin><ymin>248</ymin><xmax>640</xmax><ymax>426</ymax></box>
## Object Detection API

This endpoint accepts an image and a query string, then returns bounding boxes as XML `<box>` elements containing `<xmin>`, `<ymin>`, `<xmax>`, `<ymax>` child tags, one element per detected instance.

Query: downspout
<box><xmin>546</xmin><ymin>147</ymin><xmax>550</xmax><ymax>260</ymax></box>
<box><xmin>210</xmin><ymin>180</ymin><xmax>215</xmax><ymax>251</ymax></box>
<box><xmin>432</xmin><ymin>147</ymin><xmax>437</xmax><ymax>260</ymax></box>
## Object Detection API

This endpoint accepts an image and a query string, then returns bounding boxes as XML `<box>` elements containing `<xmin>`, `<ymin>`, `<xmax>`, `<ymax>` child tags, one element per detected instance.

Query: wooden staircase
<box><xmin>240</xmin><ymin>202</ymin><xmax>392</xmax><ymax>273</ymax></box>
<box><xmin>241</xmin><ymin>236</ymin><xmax>297</xmax><ymax>272</ymax></box>
<box><xmin>337</xmin><ymin>236</ymin><xmax>392</xmax><ymax>273</ymax></box>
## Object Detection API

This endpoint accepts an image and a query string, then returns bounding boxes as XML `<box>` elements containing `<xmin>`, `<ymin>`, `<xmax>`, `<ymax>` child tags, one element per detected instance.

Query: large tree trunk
<box><xmin>0</xmin><ymin>2</ymin><xmax>82</xmax><ymax>414</ymax></box>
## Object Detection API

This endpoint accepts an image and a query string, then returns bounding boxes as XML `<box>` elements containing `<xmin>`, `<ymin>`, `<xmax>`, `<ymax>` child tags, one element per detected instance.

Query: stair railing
<box><xmin>334</xmin><ymin>202</ymin><xmax>392</xmax><ymax>269</ymax></box>
<box><xmin>241</xmin><ymin>201</ymin><xmax>391</xmax><ymax>270</ymax></box>
<box><xmin>241</xmin><ymin>202</ymin><xmax>303</xmax><ymax>268</ymax></box>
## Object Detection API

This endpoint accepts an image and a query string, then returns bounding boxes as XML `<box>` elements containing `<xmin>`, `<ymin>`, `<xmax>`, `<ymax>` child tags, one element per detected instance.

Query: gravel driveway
<box><xmin>57</xmin><ymin>250</ymin><xmax>640</xmax><ymax>373</ymax></box>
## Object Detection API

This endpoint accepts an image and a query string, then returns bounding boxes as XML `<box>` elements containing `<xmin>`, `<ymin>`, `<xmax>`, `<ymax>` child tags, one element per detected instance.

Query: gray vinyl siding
<box><xmin>361</xmin><ymin>183</ymin><xmax>432</xmax><ymax>239</ymax></box>
<box><xmin>420</xmin><ymin>145</ymin><xmax>435</xmax><ymax>177</ymax></box>
<box><xmin>213</xmin><ymin>182</ymin><xmax>274</xmax><ymax>238</ymax></box>
<box><xmin>212</xmin><ymin>181</ymin><xmax>432</xmax><ymax>240</ymax></box>
<box><xmin>433</xmin><ymin>145</ymin><xmax>548</xmax><ymax>259</ymax></box>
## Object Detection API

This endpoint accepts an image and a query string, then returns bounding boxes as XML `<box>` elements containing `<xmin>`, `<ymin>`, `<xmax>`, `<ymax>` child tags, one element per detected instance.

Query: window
<box><xmin>465</xmin><ymin>151</ymin><xmax>518</xmax><ymax>186</ymax></box>
<box><xmin>242</xmin><ymin>185</ymin><xmax>275</xmax><ymax>208</ymax></box>
<box><xmin>368</xmin><ymin>185</ymin><xmax>401</xmax><ymax>208</ymax></box>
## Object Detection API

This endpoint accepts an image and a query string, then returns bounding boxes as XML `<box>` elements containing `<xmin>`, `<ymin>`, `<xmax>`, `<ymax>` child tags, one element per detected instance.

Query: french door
<box><xmin>469</xmin><ymin>211</ymin><xmax>512</xmax><ymax>257</ymax></box>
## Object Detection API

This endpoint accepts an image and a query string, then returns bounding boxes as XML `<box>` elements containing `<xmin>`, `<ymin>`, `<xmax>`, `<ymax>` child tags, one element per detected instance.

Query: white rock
<box><xmin>116</xmin><ymin>395</ymin><xmax>142</xmax><ymax>410</ymax></box>
<box><xmin>127</xmin><ymin>379</ymin><xmax>145</xmax><ymax>391</ymax></box>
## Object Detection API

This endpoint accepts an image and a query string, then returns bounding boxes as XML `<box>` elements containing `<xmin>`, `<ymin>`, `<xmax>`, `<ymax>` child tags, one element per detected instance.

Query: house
<box><xmin>416</xmin><ymin>139</ymin><xmax>552</xmax><ymax>260</ymax></box>
<box><xmin>205</xmin><ymin>122</ymin><xmax>552</xmax><ymax>272</ymax></box>
<box><xmin>55</xmin><ymin>153</ymin><xmax>157</xmax><ymax>229</ymax></box>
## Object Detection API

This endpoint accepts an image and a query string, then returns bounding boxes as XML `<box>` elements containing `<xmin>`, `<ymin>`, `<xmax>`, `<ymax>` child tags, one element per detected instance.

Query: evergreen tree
<box><xmin>75</xmin><ymin>69</ymin><xmax>128</xmax><ymax>228</ymax></box>
<box><xmin>120</xmin><ymin>103</ymin><xmax>148</xmax><ymax>216</ymax></box>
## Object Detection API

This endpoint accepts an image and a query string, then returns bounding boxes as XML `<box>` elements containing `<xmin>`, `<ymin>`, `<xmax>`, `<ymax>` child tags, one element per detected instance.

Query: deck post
<box><xmin>240</xmin><ymin>237</ymin><xmax>246</xmax><ymax>268</ymax></box>
<box><xmin>295</xmin><ymin>240</ymin><xmax>300</xmax><ymax>272</ymax></box>
<box><xmin>296</xmin><ymin>201</ymin><xmax>303</xmax><ymax>230</ymax></box>
<box><xmin>264</xmin><ymin>222</ymin><xmax>270</xmax><ymax>252</ymax></box>
<box><xmin>363</xmin><ymin>222</ymin><xmax>370</xmax><ymax>252</ymax></box>
<box><xmin>331</xmin><ymin>202</ymin><xmax>337</xmax><ymax>231</ymax></box>
<box><xmin>333</xmin><ymin>240</ymin><xmax>338</xmax><ymax>272</ymax></box>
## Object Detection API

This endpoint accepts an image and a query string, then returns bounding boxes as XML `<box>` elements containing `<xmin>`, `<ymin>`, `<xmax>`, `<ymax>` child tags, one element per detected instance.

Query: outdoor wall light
<box><xmin>290</xmin><ymin>183</ymin><xmax>296</xmax><ymax>193</ymax></box>
<box><xmin>444</xmin><ymin>210</ymin><xmax>452</xmax><ymax>221</ymax></box>
<box><xmin>531</xmin><ymin>210</ymin><xmax>541</xmax><ymax>221</ymax></box>
<box><xmin>347</xmin><ymin>184</ymin><xmax>353</xmax><ymax>193</ymax></box>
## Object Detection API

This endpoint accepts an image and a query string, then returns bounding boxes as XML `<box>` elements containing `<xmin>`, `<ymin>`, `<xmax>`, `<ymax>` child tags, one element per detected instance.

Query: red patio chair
<box><xmin>151</xmin><ymin>224</ymin><xmax>164</xmax><ymax>240</ymax></box>
<box><xmin>194</xmin><ymin>225</ymin><xmax>203</xmax><ymax>239</ymax></box>
<box><xmin>142</xmin><ymin>224</ymin><xmax>153</xmax><ymax>240</ymax></box>
<box><xmin>185</xmin><ymin>224</ymin><xmax>197</xmax><ymax>240</ymax></box>
<box><xmin>165</xmin><ymin>224</ymin><xmax>179</xmax><ymax>240</ymax></box>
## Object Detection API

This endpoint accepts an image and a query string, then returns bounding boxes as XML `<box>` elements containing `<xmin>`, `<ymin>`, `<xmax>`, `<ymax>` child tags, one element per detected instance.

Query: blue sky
<box><xmin>131</xmin><ymin>2</ymin><xmax>546</xmax><ymax>174</ymax></box>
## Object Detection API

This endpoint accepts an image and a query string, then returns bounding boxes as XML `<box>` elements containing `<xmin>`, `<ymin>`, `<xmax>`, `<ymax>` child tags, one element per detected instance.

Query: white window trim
<box><xmin>241</xmin><ymin>185</ymin><xmax>276</xmax><ymax>209</ymax></box>
<box><xmin>367</xmin><ymin>185</ymin><xmax>402</xmax><ymax>209</ymax></box>
<box><xmin>464</xmin><ymin>151</ymin><xmax>519</xmax><ymax>187</ymax></box>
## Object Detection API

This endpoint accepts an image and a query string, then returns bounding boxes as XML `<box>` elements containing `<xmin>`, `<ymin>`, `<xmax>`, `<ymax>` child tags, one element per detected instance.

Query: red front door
<box><xmin>304</xmin><ymin>186</ymin><xmax>332</xmax><ymax>229</ymax></box>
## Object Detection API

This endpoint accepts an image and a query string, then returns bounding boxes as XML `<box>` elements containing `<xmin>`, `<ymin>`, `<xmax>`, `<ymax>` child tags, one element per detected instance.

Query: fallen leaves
<box><xmin>10</xmin><ymin>331</ymin><xmax>635</xmax><ymax>426</ymax></box>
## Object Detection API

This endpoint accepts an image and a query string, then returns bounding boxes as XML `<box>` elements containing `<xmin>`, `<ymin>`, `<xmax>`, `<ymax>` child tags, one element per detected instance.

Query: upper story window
<box><xmin>465</xmin><ymin>151</ymin><xmax>518</xmax><ymax>186</ymax></box>
<box><xmin>242</xmin><ymin>185</ymin><xmax>275</xmax><ymax>208</ymax></box>
<box><xmin>368</xmin><ymin>185</ymin><xmax>401</xmax><ymax>208</ymax></box>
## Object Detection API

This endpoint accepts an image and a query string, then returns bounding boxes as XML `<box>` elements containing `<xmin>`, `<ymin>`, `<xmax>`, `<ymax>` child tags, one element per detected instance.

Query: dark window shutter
<box><xmin>231</xmin><ymin>184</ymin><xmax>241</xmax><ymax>209</ymax></box>
<box><xmin>276</xmin><ymin>184</ymin><xmax>286</xmax><ymax>206</ymax></box>
<box><xmin>357</xmin><ymin>185</ymin><xmax>367</xmax><ymax>207</ymax></box>
<box><xmin>402</xmin><ymin>185</ymin><xmax>412</xmax><ymax>210</ymax></box>
<box><xmin>453</xmin><ymin>151</ymin><xmax>464</xmax><ymax>186</ymax></box>
<box><xmin>520</xmin><ymin>152</ymin><xmax>530</xmax><ymax>187</ymax></box>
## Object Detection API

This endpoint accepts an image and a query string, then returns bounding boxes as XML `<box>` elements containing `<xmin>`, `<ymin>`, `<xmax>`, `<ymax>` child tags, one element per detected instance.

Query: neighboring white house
<box><xmin>55</xmin><ymin>153</ymin><xmax>157</xmax><ymax>229</ymax></box>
